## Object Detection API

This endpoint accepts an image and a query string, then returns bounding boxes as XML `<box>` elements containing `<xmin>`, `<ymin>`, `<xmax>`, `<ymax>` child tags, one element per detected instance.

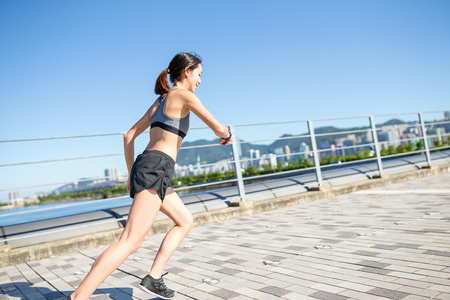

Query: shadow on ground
<box><xmin>0</xmin><ymin>281</ymin><xmax>163</xmax><ymax>300</ymax></box>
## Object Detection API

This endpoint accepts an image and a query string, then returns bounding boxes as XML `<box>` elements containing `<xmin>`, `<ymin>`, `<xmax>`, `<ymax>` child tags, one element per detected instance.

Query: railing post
<box><xmin>307</xmin><ymin>120</ymin><xmax>323</xmax><ymax>187</ymax></box>
<box><xmin>369</xmin><ymin>116</ymin><xmax>383</xmax><ymax>176</ymax></box>
<box><xmin>418</xmin><ymin>112</ymin><xmax>432</xmax><ymax>166</ymax></box>
<box><xmin>229</xmin><ymin>126</ymin><xmax>245</xmax><ymax>201</ymax></box>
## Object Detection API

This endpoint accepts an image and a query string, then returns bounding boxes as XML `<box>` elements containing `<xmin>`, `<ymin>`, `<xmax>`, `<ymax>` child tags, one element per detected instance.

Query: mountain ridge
<box><xmin>177</xmin><ymin>119</ymin><xmax>409</xmax><ymax>165</ymax></box>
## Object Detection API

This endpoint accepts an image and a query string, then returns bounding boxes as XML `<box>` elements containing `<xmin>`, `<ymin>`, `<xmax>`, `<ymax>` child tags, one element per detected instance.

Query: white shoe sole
<box><xmin>138</xmin><ymin>283</ymin><xmax>174</xmax><ymax>299</ymax></box>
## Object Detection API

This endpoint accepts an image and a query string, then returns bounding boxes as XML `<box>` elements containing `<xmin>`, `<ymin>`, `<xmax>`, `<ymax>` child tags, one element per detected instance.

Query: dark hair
<box><xmin>154</xmin><ymin>52</ymin><xmax>202</xmax><ymax>95</ymax></box>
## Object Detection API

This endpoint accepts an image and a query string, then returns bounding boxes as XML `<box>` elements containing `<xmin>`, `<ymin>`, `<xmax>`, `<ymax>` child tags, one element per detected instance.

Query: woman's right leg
<box><xmin>70</xmin><ymin>189</ymin><xmax>162</xmax><ymax>300</ymax></box>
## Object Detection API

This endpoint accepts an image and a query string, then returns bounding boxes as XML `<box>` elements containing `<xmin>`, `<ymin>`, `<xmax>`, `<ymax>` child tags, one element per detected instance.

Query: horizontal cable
<box><xmin>0</xmin><ymin>176</ymin><xmax>127</xmax><ymax>192</ymax></box>
<box><xmin>375</xmin><ymin>123</ymin><xmax>421</xmax><ymax>131</ymax></box>
<box><xmin>180</xmin><ymin>143</ymin><xmax>221</xmax><ymax>150</ymax></box>
<box><xmin>2</xmin><ymin>110</ymin><xmax>447</xmax><ymax>144</ymax></box>
<box><xmin>424</xmin><ymin>120</ymin><xmax>450</xmax><ymax>126</ymax></box>
<box><xmin>242</xmin><ymin>166</ymin><xmax>316</xmax><ymax>181</ymax></box>
<box><xmin>316</xmin><ymin>143</ymin><xmax>375</xmax><ymax>154</ymax></box>
<box><xmin>320</xmin><ymin>157</ymin><xmax>378</xmax><ymax>169</ymax></box>
<box><xmin>377</xmin><ymin>149</ymin><xmax>427</xmax><ymax>159</ymax></box>
<box><xmin>427</xmin><ymin>133</ymin><xmax>450</xmax><ymax>139</ymax></box>
<box><xmin>236</xmin><ymin>150</ymin><xmax>311</xmax><ymax>164</ymax></box>
<box><xmin>314</xmin><ymin>128</ymin><xmax>370</xmax><ymax>137</ymax></box>
<box><xmin>378</xmin><ymin>136</ymin><xmax>426</xmax><ymax>146</ymax></box>
<box><xmin>430</xmin><ymin>145</ymin><xmax>450</xmax><ymax>151</ymax></box>
<box><xmin>237</xmin><ymin>134</ymin><xmax>311</xmax><ymax>145</ymax></box>
<box><xmin>174</xmin><ymin>178</ymin><xmax>238</xmax><ymax>191</ymax></box>
<box><xmin>0</xmin><ymin>132</ymin><xmax>125</xmax><ymax>143</ymax></box>
<box><xmin>0</xmin><ymin>153</ymin><xmax>124</xmax><ymax>168</ymax></box>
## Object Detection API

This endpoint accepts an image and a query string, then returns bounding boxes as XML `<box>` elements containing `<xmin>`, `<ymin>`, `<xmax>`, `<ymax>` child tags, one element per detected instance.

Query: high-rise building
<box><xmin>331</xmin><ymin>144</ymin><xmax>336</xmax><ymax>157</ymax></box>
<box><xmin>105</xmin><ymin>167</ymin><xmax>120</xmax><ymax>180</ymax></box>
<box><xmin>365</xmin><ymin>129</ymin><xmax>373</xmax><ymax>143</ymax></box>
<box><xmin>248</xmin><ymin>149</ymin><xmax>261</xmax><ymax>166</ymax></box>
<box><xmin>248</xmin><ymin>149</ymin><xmax>255</xmax><ymax>166</ymax></box>
<box><xmin>387</xmin><ymin>130</ymin><xmax>401</xmax><ymax>146</ymax></box>
<box><xmin>285</xmin><ymin>145</ymin><xmax>291</xmax><ymax>161</ymax></box>
<box><xmin>299</xmin><ymin>142</ymin><xmax>310</xmax><ymax>158</ymax></box>
<box><xmin>273</xmin><ymin>147</ymin><xmax>285</xmax><ymax>164</ymax></box>
<box><xmin>9</xmin><ymin>191</ymin><xmax>20</xmax><ymax>201</ymax></box>
<box><xmin>436</xmin><ymin>128</ymin><xmax>446</xmax><ymax>144</ymax></box>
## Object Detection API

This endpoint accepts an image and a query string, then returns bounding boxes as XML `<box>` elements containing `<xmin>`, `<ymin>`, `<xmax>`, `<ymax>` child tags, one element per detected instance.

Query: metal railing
<box><xmin>1</xmin><ymin>110</ymin><xmax>449</xmax><ymax>203</ymax></box>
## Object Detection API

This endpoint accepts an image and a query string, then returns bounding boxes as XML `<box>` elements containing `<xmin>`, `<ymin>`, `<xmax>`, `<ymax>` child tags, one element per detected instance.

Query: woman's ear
<box><xmin>184</xmin><ymin>67</ymin><xmax>191</xmax><ymax>78</ymax></box>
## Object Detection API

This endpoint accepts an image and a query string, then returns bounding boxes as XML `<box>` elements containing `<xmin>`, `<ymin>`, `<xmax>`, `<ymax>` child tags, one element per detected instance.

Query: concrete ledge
<box><xmin>371</xmin><ymin>174</ymin><xmax>390</xmax><ymax>179</ymax></box>
<box><xmin>309</xmin><ymin>186</ymin><xmax>331</xmax><ymax>192</ymax></box>
<box><xmin>1</xmin><ymin>162</ymin><xmax>449</xmax><ymax>267</ymax></box>
<box><xmin>421</xmin><ymin>164</ymin><xmax>438</xmax><ymax>170</ymax></box>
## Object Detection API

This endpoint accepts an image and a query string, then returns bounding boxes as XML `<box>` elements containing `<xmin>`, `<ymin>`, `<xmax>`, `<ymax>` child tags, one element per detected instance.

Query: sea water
<box><xmin>0</xmin><ymin>196</ymin><xmax>133</xmax><ymax>226</ymax></box>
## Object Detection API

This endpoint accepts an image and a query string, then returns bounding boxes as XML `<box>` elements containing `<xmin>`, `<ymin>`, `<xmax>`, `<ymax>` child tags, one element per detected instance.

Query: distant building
<box><xmin>9</xmin><ymin>191</ymin><xmax>19</xmax><ymax>201</ymax></box>
<box><xmin>343</xmin><ymin>140</ymin><xmax>356</xmax><ymax>155</ymax></box>
<box><xmin>285</xmin><ymin>145</ymin><xmax>291</xmax><ymax>161</ymax></box>
<box><xmin>105</xmin><ymin>167</ymin><xmax>120</xmax><ymax>180</ymax></box>
<box><xmin>195</xmin><ymin>155</ymin><xmax>201</xmax><ymax>175</ymax></box>
<box><xmin>9</xmin><ymin>191</ymin><xmax>24</xmax><ymax>206</ymax></box>
<box><xmin>365</xmin><ymin>129</ymin><xmax>373</xmax><ymax>143</ymax></box>
<box><xmin>436</xmin><ymin>127</ymin><xmax>446</xmax><ymax>144</ymax></box>
<box><xmin>273</xmin><ymin>147</ymin><xmax>285</xmax><ymax>164</ymax></box>
<box><xmin>53</xmin><ymin>166</ymin><xmax>124</xmax><ymax>195</ymax></box>
<box><xmin>248</xmin><ymin>149</ymin><xmax>260</xmax><ymax>166</ymax></box>
<box><xmin>299</xmin><ymin>142</ymin><xmax>310</xmax><ymax>158</ymax></box>
<box><xmin>259</xmin><ymin>153</ymin><xmax>277</xmax><ymax>169</ymax></box>
<box><xmin>331</xmin><ymin>144</ymin><xmax>336</xmax><ymax>157</ymax></box>
<box><xmin>319</xmin><ymin>140</ymin><xmax>331</xmax><ymax>157</ymax></box>
<box><xmin>387</xmin><ymin>130</ymin><xmax>401</xmax><ymax>146</ymax></box>
<box><xmin>445</xmin><ymin>111</ymin><xmax>450</xmax><ymax>120</ymax></box>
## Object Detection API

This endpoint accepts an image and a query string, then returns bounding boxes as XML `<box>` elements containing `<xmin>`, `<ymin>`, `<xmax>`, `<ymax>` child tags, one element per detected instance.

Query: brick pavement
<box><xmin>1</xmin><ymin>172</ymin><xmax>449</xmax><ymax>300</ymax></box>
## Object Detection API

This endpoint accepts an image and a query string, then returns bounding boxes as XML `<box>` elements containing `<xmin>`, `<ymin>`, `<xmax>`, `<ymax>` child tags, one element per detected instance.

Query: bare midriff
<box><xmin>145</xmin><ymin>127</ymin><xmax>183</xmax><ymax>162</ymax></box>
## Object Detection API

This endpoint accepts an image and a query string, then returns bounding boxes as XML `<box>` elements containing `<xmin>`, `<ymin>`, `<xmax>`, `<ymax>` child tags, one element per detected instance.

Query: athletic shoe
<box><xmin>138</xmin><ymin>274</ymin><xmax>175</xmax><ymax>299</ymax></box>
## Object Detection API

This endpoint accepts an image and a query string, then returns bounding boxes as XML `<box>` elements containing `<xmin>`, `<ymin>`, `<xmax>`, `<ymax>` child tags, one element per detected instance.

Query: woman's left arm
<box><xmin>123</xmin><ymin>107</ymin><xmax>152</xmax><ymax>189</ymax></box>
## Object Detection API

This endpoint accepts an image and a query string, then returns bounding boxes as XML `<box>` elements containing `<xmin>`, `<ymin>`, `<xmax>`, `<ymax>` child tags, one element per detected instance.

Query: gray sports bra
<box><xmin>150</xmin><ymin>89</ymin><xmax>190</xmax><ymax>138</ymax></box>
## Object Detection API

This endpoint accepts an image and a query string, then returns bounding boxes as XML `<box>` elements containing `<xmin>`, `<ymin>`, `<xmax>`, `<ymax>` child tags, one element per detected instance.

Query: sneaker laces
<box><xmin>154</xmin><ymin>272</ymin><xmax>171</xmax><ymax>292</ymax></box>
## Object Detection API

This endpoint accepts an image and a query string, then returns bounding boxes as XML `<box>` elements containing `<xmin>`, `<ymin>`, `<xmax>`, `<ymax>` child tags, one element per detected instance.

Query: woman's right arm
<box><xmin>183</xmin><ymin>91</ymin><xmax>231</xmax><ymax>141</ymax></box>
<box><xmin>123</xmin><ymin>107</ymin><xmax>152</xmax><ymax>189</ymax></box>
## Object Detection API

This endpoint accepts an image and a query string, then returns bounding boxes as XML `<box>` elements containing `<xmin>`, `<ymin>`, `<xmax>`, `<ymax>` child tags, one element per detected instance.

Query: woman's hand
<box><xmin>127</xmin><ymin>177</ymin><xmax>131</xmax><ymax>192</ymax></box>
<box><xmin>220</xmin><ymin>137</ymin><xmax>232</xmax><ymax>146</ymax></box>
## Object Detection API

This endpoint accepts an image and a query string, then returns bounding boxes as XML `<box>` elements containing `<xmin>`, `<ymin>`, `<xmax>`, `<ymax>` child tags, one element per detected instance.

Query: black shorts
<box><xmin>129</xmin><ymin>150</ymin><xmax>175</xmax><ymax>201</ymax></box>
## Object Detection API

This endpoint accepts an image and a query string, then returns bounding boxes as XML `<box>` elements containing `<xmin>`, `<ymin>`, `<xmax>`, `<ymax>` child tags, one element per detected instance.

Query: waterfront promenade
<box><xmin>1</xmin><ymin>172</ymin><xmax>449</xmax><ymax>300</ymax></box>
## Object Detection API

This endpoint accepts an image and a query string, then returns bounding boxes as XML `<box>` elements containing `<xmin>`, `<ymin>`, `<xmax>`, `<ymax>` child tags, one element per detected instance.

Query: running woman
<box><xmin>65</xmin><ymin>52</ymin><xmax>232</xmax><ymax>300</ymax></box>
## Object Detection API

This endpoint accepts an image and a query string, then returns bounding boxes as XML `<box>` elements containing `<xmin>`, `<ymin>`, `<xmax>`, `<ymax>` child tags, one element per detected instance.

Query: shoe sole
<box><xmin>138</xmin><ymin>283</ymin><xmax>174</xmax><ymax>299</ymax></box>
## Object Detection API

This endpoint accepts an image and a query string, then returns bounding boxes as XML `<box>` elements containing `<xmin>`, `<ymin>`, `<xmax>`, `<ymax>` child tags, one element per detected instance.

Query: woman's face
<box><xmin>186</xmin><ymin>64</ymin><xmax>202</xmax><ymax>92</ymax></box>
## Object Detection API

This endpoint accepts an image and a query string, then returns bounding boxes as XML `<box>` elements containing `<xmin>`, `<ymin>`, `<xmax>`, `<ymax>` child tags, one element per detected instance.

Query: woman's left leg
<box><xmin>149</xmin><ymin>188</ymin><xmax>194</xmax><ymax>279</ymax></box>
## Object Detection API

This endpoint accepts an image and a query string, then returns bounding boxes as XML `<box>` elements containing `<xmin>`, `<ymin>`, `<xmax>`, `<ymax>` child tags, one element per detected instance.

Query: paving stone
<box><xmin>210</xmin><ymin>288</ymin><xmax>240</xmax><ymax>299</ymax></box>
<box><xmin>310</xmin><ymin>290</ymin><xmax>350</xmax><ymax>300</ymax></box>
<box><xmin>367</xmin><ymin>287</ymin><xmax>410</xmax><ymax>299</ymax></box>
<box><xmin>358</xmin><ymin>266</ymin><xmax>392</xmax><ymax>275</ymax></box>
<box><xmin>356</xmin><ymin>260</ymin><xmax>390</xmax><ymax>268</ymax></box>
<box><xmin>258</xmin><ymin>286</ymin><xmax>291</xmax><ymax>297</ymax></box>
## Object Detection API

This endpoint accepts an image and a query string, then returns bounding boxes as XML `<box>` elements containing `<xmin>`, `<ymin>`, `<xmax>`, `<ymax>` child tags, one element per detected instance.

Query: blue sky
<box><xmin>1</xmin><ymin>0</ymin><xmax>449</xmax><ymax>202</ymax></box>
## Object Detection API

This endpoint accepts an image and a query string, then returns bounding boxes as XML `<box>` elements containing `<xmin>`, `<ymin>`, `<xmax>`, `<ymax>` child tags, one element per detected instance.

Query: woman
<box><xmin>65</xmin><ymin>52</ymin><xmax>232</xmax><ymax>300</ymax></box>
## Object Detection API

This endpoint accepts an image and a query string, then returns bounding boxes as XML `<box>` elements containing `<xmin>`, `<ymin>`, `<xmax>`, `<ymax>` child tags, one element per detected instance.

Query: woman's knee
<box><xmin>179</xmin><ymin>212</ymin><xmax>194</xmax><ymax>232</ymax></box>
<box><xmin>118</xmin><ymin>235</ymin><xmax>144</xmax><ymax>254</ymax></box>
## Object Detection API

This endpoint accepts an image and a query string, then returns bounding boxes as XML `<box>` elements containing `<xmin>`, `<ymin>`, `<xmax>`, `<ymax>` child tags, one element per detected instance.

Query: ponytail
<box><xmin>154</xmin><ymin>52</ymin><xmax>202</xmax><ymax>95</ymax></box>
<box><xmin>154</xmin><ymin>69</ymin><xmax>171</xmax><ymax>95</ymax></box>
